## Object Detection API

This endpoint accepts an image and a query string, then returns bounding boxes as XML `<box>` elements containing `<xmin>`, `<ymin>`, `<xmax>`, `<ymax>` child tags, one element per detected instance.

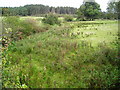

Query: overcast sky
<box><xmin>0</xmin><ymin>0</ymin><xmax>110</xmax><ymax>11</ymax></box>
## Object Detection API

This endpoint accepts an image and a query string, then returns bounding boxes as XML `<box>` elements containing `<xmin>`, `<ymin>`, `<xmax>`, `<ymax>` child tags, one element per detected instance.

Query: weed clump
<box><xmin>64</xmin><ymin>15</ymin><xmax>73</xmax><ymax>22</ymax></box>
<box><xmin>42</xmin><ymin>14</ymin><xmax>61</xmax><ymax>25</ymax></box>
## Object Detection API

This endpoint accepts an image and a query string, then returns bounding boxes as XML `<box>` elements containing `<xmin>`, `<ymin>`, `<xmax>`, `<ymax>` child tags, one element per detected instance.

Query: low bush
<box><xmin>42</xmin><ymin>14</ymin><xmax>61</xmax><ymax>25</ymax></box>
<box><xmin>64</xmin><ymin>15</ymin><xmax>73</xmax><ymax>22</ymax></box>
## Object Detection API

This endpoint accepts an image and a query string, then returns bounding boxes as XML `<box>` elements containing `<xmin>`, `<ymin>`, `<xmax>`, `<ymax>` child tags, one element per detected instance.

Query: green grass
<box><xmin>2</xmin><ymin>19</ymin><xmax>119</xmax><ymax>88</ymax></box>
<box><xmin>70</xmin><ymin>20</ymin><xmax>118</xmax><ymax>46</ymax></box>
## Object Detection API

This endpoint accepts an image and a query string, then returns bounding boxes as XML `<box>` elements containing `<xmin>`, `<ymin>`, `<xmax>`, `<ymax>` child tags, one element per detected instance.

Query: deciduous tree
<box><xmin>77</xmin><ymin>1</ymin><xmax>101</xmax><ymax>21</ymax></box>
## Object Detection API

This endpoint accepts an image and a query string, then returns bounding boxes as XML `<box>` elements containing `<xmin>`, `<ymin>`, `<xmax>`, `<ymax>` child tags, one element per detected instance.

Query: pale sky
<box><xmin>0</xmin><ymin>0</ymin><xmax>110</xmax><ymax>11</ymax></box>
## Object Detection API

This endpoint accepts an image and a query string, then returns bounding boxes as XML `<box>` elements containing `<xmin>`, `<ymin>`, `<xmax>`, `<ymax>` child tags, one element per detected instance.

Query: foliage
<box><xmin>77</xmin><ymin>2</ymin><xmax>101</xmax><ymax>21</ymax></box>
<box><xmin>1</xmin><ymin>5</ymin><xmax>77</xmax><ymax>16</ymax></box>
<box><xmin>64</xmin><ymin>15</ymin><xmax>73</xmax><ymax>22</ymax></box>
<box><xmin>2</xmin><ymin>19</ymin><xmax>119</xmax><ymax>88</ymax></box>
<box><xmin>76</xmin><ymin>9</ymin><xmax>86</xmax><ymax>21</ymax></box>
<box><xmin>107</xmin><ymin>1</ymin><xmax>120</xmax><ymax>19</ymax></box>
<box><xmin>2</xmin><ymin>16</ymin><xmax>50</xmax><ymax>48</ymax></box>
<box><xmin>42</xmin><ymin>14</ymin><xmax>61</xmax><ymax>25</ymax></box>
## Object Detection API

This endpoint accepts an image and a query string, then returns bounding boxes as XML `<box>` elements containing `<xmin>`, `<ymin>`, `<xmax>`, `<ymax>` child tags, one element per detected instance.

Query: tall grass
<box><xmin>2</xmin><ymin>18</ymin><xmax>119</xmax><ymax>88</ymax></box>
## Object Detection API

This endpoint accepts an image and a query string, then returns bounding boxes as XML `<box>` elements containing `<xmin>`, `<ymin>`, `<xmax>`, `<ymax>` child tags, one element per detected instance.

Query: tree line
<box><xmin>1</xmin><ymin>4</ymin><xmax>77</xmax><ymax>16</ymax></box>
<box><xmin>77</xmin><ymin>0</ymin><xmax>120</xmax><ymax>20</ymax></box>
<box><xmin>1</xmin><ymin>0</ymin><xmax>120</xmax><ymax>20</ymax></box>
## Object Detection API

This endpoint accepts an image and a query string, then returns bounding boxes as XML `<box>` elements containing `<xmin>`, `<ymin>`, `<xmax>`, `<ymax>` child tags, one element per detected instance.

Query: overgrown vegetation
<box><xmin>42</xmin><ymin>14</ymin><xmax>61</xmax><ymax>25</ymax></box>
<box><xmin>1</xmin><ymin>0</ymin><xmax>120</xmax><ymax>88</ymax></box>
<box><xmin>2</xmin><ymin>16</ymin><xmax>51</xmax><ymax>47</ymax></box>
<box><xmin>64</xmin><ymin>15</ymin><xmax>73</xmax><ymax>22</ymax></box>
<box><xmin>2</xmin><ymin>16</ymin><xmax>119</xmax><ymax>88</ymax></box>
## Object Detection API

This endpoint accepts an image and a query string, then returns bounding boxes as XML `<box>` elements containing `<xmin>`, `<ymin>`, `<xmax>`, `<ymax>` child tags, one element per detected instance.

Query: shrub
<box><xmin>64</xmin><ymin>15</ymin><xmax>73</xmax><ymax>22</ymax></box>
<box><xmin>42</xmin><ymin>14</ymin><xmax>60</xmax><ymax>25</ymax></box>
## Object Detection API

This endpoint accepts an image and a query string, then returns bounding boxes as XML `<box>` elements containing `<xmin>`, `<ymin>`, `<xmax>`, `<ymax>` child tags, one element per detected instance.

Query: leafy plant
<box><xmin>64</xmin><ymin>15</ymin><xmax>73</xmax><ymax>22</ymax></box>
<box><xmin>42</xmin><ymin>14</ymin><xmax>61</xmax><ymax>25</ymax></box>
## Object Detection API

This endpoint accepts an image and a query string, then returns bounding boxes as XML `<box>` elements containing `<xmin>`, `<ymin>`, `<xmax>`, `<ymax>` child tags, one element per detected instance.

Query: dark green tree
<box><xmin>77</xmin><ymin>1</ymin><xmax>101</xmax><ymax>21</ymax></box>
<box><xmin>18</xmin><ymin>7</ymin><xmax>28</xmax><ymax>16</ymax></box>
<box><xmin>2</xmin><ymin>8</ymin><xmax>10</xmax><ymax>16</ymax></box>
<box><xmin>107</xmin><ymin>1</ymin><xmax>120</xmax><ymax>19</ymax></box>
<box><xmin>1</xmin><ymin>4</ymin><xmax>77</xmax><ymax>16</ymax></box>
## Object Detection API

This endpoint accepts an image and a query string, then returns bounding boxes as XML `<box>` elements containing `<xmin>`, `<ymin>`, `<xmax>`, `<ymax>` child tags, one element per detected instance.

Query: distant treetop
<box><xmin>83</xmin><ymin>0</ymin><xmax>95</xmax><ymax>3</ymax></box>
<box><xmin>108</xmin><ymin>0</ymin><xmax>120</xmax><ymax>3</ymax></box>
